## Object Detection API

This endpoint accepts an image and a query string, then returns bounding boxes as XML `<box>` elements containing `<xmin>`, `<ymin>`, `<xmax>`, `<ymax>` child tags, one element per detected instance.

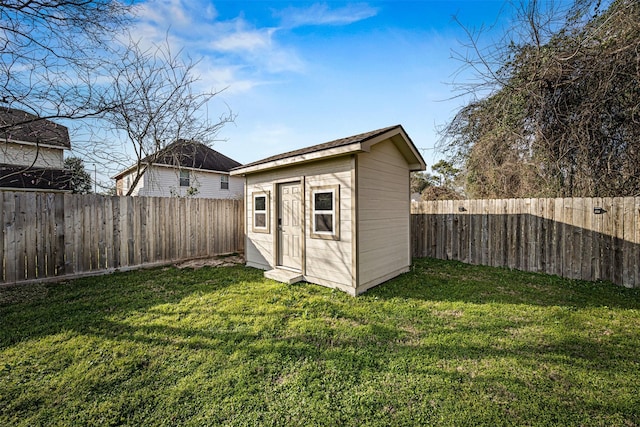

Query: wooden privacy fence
<box><xmin>411</xmin><ymin>197</ymin><xmax>640</xmax><ymax>288</ymax></box>
<box><xmin>1</xmin><ymin>192</ymin><xmax>244</xmax><ymax>285</ymax></box>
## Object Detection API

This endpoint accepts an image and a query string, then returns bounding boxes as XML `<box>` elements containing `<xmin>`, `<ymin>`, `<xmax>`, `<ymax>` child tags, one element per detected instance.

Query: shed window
<box><xmin>179</xmin><ymin>170</ymin><xmax>190</xmax><ymax>187</ymax></box>
<box><xmin>221</xmin><ymin>175</ymin><xmax>229</xmax><ymax>190</ymax></box>
<box><xmin>252</xmin><ymin>192</ymin><xmax>269</xmax><ymax>233</ymax></box>
<box><xmin>311</xmin><ymin>185</ymin><xmax>339</xmax><ymax>240</ymax></box>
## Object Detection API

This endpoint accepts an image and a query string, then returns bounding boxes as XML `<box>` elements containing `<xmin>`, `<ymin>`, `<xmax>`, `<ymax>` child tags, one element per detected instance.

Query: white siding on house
<box><xmin>1</xmin><ymin>142</ymin><xmax>64</xmax><ymax>168</ymax></box>
<box><xmin>117</xmin><ymin>165</ymin><xmax>243</xmax><ymax>198</ymax></box>
<box><xmin>117</xmin><ymin>169</ymin><xmax>146</xmax><ymax>196</ymax></box>
<box><xmin>356</xmin><ymin>139</ymin><xmax>411</xmax><ymax>292</ymax></box>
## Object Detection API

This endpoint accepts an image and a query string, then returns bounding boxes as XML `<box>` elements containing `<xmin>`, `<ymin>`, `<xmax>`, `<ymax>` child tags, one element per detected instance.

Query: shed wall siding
<box><xmin>244</xmin><ymin>156</ymin><xmax>354</xmax><ymax>289</ymax></box>
<box><xmin>357</xmin><ymin>139</ymin><xmax>411</xmax><ymax>289</ymax></box>
<box><xmin>1</xmin><ymin>142</ymin><xmax>64</xmax><ymax>168</ymax></box>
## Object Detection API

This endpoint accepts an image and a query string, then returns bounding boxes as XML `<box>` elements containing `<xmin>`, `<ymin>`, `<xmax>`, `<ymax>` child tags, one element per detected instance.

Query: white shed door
<box><xmin>277</xmin><ymin>182</ymin><xmax>302</xmax><ymax>270</ymax></box>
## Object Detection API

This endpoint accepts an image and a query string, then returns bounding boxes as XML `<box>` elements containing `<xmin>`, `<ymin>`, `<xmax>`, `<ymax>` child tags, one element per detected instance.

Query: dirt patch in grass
<box><xmin>174</xmin><ymin>253</ymin><xmax>245</xmax><ymax>269</ymax></box>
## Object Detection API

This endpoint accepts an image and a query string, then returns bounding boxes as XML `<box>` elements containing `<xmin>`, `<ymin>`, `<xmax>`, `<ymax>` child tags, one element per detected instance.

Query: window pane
<box><xmin>315</xmin><ymin>214</ymin><xmax>333</xmax><ymax>232</ymax></box>
<box><xmin>314</xmin><ymin>192</ymin><xmax>333</xmax><ymax>211</ymax></box>
<box><xmin>255</xmin><ymin>196</ymin><xmax>266</xmax><ymax>211</ymax></box>
<box><xmin>221</xmin><ymin>175</ymin><xmax>229</xmax><ymax>190</ymax></box>
<box><xmin>255</xmin><ymin>213</ymin><xmax>266</xmax><ymax>227</ymax></box>
<box><xmin>179</xmin><ymin>170</ymin><xmax>190</xmax><ymax>187</ymax></box>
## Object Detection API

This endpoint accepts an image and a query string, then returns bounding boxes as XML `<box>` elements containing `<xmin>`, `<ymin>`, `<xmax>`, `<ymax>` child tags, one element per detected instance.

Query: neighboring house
<box><xmin>230</xmin><ymin>124</ymin><xmax>426</xmax><ymax>296</ymax></box>
<box><xmin>0</xmin><ymin>107</ymin><xmax>71</xmax><ymax>192</ymax></box>
<box><xmin>113</xmin><ymin>140</ymin><xmax>244</xmax><ymax>198</ymax></box>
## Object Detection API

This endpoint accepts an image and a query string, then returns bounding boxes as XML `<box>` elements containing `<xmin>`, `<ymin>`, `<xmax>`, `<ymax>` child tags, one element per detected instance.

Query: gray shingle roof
<box><xmin>0</xmin><ymin>107</ymin><xmax>71</xmax><ymax>148</ymax></box>
<box><xmin>233</xmin><ymin>124</ymin><xmax>403</xmax><ymax>171</ymax></box>
<box><xmin>146</xmin><ymin>139</ymin><xmax>241</xmax><ymax>171</ymax></box>
<box><xmin>114</xmin><ymin>140</ymin><xmax>241</xmax><ymax>179</ymax></box>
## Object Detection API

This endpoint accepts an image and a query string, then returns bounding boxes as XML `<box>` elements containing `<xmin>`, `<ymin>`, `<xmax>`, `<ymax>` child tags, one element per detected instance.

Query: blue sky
<box><xmin>126</xmin><ymin>0</ymin><xmax>513</xmax><ymax>171</ymax></box>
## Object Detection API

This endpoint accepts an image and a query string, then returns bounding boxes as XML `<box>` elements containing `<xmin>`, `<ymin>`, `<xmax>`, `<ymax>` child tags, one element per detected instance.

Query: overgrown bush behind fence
<box><xmin>411</xmin><ymin>197</ymin><xmax>640</xmax><ymax>288</ymax></box>
<box><xmin>0</xmin><ymin>192</ymin><xmax>244</xmax><ymax>285</ymax></box>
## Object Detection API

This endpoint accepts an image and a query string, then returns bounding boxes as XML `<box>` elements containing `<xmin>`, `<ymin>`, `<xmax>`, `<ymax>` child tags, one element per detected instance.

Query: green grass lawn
<box><xmin>1</xmin><ymin>258</ymin><xmax>639</xmax><ymax>426</ymax></box>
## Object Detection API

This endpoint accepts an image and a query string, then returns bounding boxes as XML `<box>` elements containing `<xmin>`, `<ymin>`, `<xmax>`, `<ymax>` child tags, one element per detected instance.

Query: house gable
<box><xmin>0</xmin><ymin>107</ymin><xmax>71</xmax><ymax>149</ymax></box>
<box><xmin>113</xmin><ymin>140</ymin><xmax>244</xmax><ymax>198</ymax></box>
<box><xmin>0</xmin><ymin>107</ymin><xmax>71</xmax><ymax>191</ymax></box>
<box><xmin>113</xmin><ymin>140</ymin><xmax>241</xmax><ymax>181</ymax></box>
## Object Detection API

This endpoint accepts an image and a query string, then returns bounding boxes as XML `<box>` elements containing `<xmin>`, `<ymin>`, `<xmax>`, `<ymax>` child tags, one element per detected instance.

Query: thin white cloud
<box><xmin>277</xmin><ymin>2</ymin><xmax>378</xmax><ymax>28</ymax></box>
<box><xmin>211</xmin><ymin>26</ymin><xmax>274</xmax><ymax>52</ymax></box>
<box><xmin>130</xmin><ymin>0</ymin><xmax>306</xmax><ymax>95</ymax></box>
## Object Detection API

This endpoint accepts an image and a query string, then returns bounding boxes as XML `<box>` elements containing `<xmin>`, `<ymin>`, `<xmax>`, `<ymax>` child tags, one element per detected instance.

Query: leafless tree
<box><xmin>92</xmin><ymin>37</ymin><xmax>235</xmax><ymax>195</ymax></box>
<box><xmin>1</xmin><ymin>2</ymin><xmax>234</xmax><ymax>194</ymax></box>
<box><xmin>1</xmin><ymin>0</ymin><xmax>131</xmax><ymax>119</ymax></box>
<box><xmin>0</xmin><ymin>0</ymin><xmax>132</xmax><ymax>182</ymax></box>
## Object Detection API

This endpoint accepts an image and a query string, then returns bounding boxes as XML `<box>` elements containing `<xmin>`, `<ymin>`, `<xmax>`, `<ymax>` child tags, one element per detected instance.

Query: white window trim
<box><xmin>310</xmin><ymin>185</ymin><xmax>340</xmax><ymax>240</ymax></box>
<box><xmin>252</xmin><ymin>191</ymin><xmax>270</xmax><ymax>234</ymax></box>
<box><xmin>220</xmin><ymin>174</ymin><xmax>229</xmax><ymax>190</ymax></box>
<box><xmin>179</xmin><ymin>170</ymin><xmax>190</xmax><ymax>187</ymax></box>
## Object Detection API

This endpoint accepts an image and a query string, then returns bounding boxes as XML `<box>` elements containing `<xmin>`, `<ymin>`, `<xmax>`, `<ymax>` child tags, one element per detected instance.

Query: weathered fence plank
<box><xmin>412</xmin><ymin>196</ymin><xmax>640</xmax><ymax>288</ymax></box>
<box><xmin>1</xmin><ymin>192</ymin><xmax>244</xmax><ymax>285</ymax></box>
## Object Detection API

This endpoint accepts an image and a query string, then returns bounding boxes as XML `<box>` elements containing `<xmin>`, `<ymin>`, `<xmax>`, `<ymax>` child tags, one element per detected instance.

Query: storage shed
<box><xmin>230</xmin><ymin>125</ymin><xmax>426</xmax><ymax>295</ymax></box>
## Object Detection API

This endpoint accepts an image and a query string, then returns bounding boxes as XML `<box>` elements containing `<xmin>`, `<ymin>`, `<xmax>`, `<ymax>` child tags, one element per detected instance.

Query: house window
<box><xmin>179</xmin><ymin>170</ymin><xmax>190</xmax><ymax>187</ymax></box>
<box><xmin>311</xmin><ymin>185</ymin><xmax>339</xmax><ymax>240</ymax></box>
<box><xmin>252</xmin><ymin>191</ymin><xmax>269</xmax><ymax>233</ymax></box>
<box><xmin>221</xmin><ymin>175</ymin><xmax>229</xmax><ymax>190</ymax></box>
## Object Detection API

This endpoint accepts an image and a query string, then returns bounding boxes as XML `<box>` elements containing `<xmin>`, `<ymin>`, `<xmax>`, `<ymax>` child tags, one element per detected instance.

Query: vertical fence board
<box><xmin>34</xmin><ymin>193</ymin><xmax>45</xmax><ymax>279</ymax></box>
<box><xmin>3</xmin><ymin>193</ymin><xmax>16</xmax><ymax>282</ymax></box>
<box><xmin>581</xmin><ymin>198</ymin><xmax>594</xmax><ymax>281</ymax></box>
<box><xmin>53</xmin><ymin>194</ymin><xmax>64</xmax><ymax>276</ymax></box>
<box><xmin>457</xmin><ymin>200</ymin><xmax>467</xmax><ymax>263</ymax></box>
<box><xmin>635</xmin><ymin>198</ymin><xmax>640</xmax><ymax>288</ymax></box>
<box><xmin>536</xmin><ymin>198</ymin><xmax>546</xmax><ymax>273</ymax></box>
<box><xmin>0</xmin><ymin>193</ymin><xmax>5</xmax><ymax>282</ymax></box>
<box><xmin>120</xmin><ymin>196</ymin><xmax>129</xmax><ymax>268</ymax></box>
<box><xmin>444</xmin><ymin>200</ymin><xmax>453</xmax><ymax>261</ymax></box>
<box><xmin>499</xmin><ymin>199</ymin><xmax>509</xmax><ymax>268</ymax></box>
<box><xmin>634</xmin><ymin>198</ymin><xmax>640</xmax><ymax>288</ymax></box>
<box><xmin>15</xmin><ymin>192</ymin><xmax>27</xmax><ymax>281</ymax></box>
<box><xmin>130</xmin><ymin>196</ymin><xmax>139</xmax><ymax>266</ymax></box>
<box><xmin>24</xmin><ymin>193</ymin><xmax>37</xmax><ymax>279</ymax></box>
<box><xmin>42</xmin><ymin>194</ymin><xmax>53</xmax><ymax>277</ymax></box>
<box><xmin>561</xmin><ymin>198</ymin><xmax>572</xmax><ymax>279</ymax></box>
<box><xmin>531</xmin><ymin>198</ymin><xmax>541</xmax><ymax>272</ymax></box>
<box><xmin>492</xmin><ymin>199</ymin><xmax>502</xmax><ymax>268</ymax></box>
<box><xmin>480</xmin><ymin>199</ymin><xmax>489</xmax><ymax>266</ymax></box>
<box><xmin>612</xmin><ymin>198</ymin><xmax>624</xmax><ymax>286</ymax></box>
<box><xmin>622</xmin><ymin>197</ymin><xmax>635</xmax><ymax>287</ymax></box>
<box><xmin>571</xmin><ymin>197</ymin><xmax>583</xmax><ymax>280</ymax></box>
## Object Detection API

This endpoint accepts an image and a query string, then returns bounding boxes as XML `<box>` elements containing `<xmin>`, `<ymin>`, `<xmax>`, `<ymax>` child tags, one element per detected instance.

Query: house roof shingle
<box><xmin>0</xmin><ymin>107</ymin><xmax>71</xmax><ymax>148</ymax></box>
<box><xmin>149</xmin><ymin>139</ymin><xmax>242</xmax><ymax>171</ymax></box>
<box><xmin>114</xmin><ymin>140</ymin><xmax>242</xmax><ymax>179</ymax></box>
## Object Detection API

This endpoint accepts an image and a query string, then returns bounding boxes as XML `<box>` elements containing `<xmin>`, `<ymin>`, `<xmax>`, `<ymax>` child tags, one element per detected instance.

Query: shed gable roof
<box><xmin>0</xmin><ymin>107</ymin><xmax>71</xmax><ymax>149</ymax></box>
<box><xmin>231</xmin><ymin>124</ymin><xmax>426</xmax><ymax>175</ymax></box>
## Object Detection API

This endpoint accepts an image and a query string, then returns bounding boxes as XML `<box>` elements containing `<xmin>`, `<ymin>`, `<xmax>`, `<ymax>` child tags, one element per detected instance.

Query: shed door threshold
<box><xmin>265</xmin><ymin>268</ymin><xmax>303</xmax><ymax>285</ymax></box>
